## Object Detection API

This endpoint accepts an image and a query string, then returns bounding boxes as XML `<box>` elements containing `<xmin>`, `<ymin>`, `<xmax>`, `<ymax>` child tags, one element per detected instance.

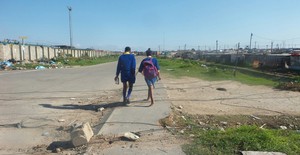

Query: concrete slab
<box><xmin>96</xmin><ymin>72</ymin><xmax>185</xmax><ymax>154</ymax></box>
<box><xmin>98</xmin><ymin>145</ymin><xmax>185</xmax><ymax>155</ymax></box>
<box><xmin>71</xmin><ymin>122</ymin><xmax>94</xmax><ymax>147</ymax></box>
<box><xmin>98</xmin><ymin>74</ymin><xmax>170</xmax><ymax>135</ymax></box>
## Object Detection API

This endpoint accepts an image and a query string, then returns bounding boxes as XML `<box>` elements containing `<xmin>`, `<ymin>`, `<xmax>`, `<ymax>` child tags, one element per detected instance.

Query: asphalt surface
<box><xmin>0</xmin><ymin>57</ymin><xmax>185</xmax><ymax>154</ymax></box>
<box><xmin>0</xmin><ymin>61</ymin><xmax>120</xmax><ymax>149</ymax></box>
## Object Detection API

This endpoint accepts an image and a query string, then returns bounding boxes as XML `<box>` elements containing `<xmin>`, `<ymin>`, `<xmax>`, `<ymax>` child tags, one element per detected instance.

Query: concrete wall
<box><xmin>0</xmin><ymin>44</ymin><xmax>3</xmax><ymax>60</ymax></box>
<box><xmin>0</xmin><ymin>43</ymin><xmax>109</xmax><ymax>61</ymax></box>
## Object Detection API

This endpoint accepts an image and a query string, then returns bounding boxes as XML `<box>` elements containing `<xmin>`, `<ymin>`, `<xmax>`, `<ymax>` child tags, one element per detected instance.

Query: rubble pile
<box><xmin>277</xmin><ymin>81</ymin><xmax>300</xmax><ymax>92</ymax></box>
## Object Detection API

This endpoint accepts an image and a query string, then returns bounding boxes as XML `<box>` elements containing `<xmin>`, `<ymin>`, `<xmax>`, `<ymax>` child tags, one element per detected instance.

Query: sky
<box><xmin>1</xmin><ymin>0</ymin><xmax>300</xmax><ymax>51</ymax></box>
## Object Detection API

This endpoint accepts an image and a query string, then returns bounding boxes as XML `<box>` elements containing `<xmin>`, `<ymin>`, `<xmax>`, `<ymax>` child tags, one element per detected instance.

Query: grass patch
<box><xmin>14</xmin><ymin>63</ymin><xmax>50</xmax><ymax>69</ymax></box>
<box><xmin>183</xmin><ymin>125</ymin><xmax>300</xmax><ymax>155</ymax></box>
<box><xmin>160</xmin><ymin>111</ymin><xmax>300</xmax><ymax>155</ymax></box>
<box><xmin>59</xmin><ymin>55</ymin><xmax>119</xmax><ymax>66</ymax></box>
<box><xmin>158</xmin><ymin>57</ymin><xmax>276</xmax><ymax>86</ymax></box>
<box><xmin>14</xmin><ymin>55</ymin><xmax>119</xmax><ymax>69</ymax></box>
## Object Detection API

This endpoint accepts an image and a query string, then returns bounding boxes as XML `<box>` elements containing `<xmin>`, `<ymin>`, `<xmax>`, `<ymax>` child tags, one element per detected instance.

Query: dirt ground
<box><xmin>163</xmin><ymin>76</ymin><xmax>300</xmax><ymax>130</ymax></box>
<box><xmin>1</xmin><ymin>76</ymin><xmax>300</xmax><ymax>154</ymax></box>
<box><xmin>164</xmin><ymin>77</ymin><xmax>300</xmax><ymax>116</ymax></box>
<box><xmin>0</xmin><ymin>90</ymin><xmax>121</xmax><ymax>155</ymax></box>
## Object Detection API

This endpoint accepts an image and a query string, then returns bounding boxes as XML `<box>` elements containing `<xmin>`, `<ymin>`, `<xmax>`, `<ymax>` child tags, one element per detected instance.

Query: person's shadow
<box><xmin>39</xmin><ymin>101</ymin><xmax>126</xmax><ymax>111</ymax></box>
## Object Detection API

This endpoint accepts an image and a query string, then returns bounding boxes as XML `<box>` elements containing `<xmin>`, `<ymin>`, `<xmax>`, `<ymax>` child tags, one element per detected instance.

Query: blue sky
<box><xmin>1</xmin><ymin>0</ymin><xmax>300</xmax><ymax>51</ymax></box>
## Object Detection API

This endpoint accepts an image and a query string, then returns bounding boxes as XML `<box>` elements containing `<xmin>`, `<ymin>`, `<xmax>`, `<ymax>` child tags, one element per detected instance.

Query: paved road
<box><xmin>0</xmin><ymin>61</ymin><xmax>120</xmax><ymax>149</ymax></box>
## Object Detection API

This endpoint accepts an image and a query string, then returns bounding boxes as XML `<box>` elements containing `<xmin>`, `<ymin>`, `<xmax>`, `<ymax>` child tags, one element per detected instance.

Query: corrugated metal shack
<box><xmin>290</xmin><ymin>53</ymin><xmax>300</xmax><ymax>70</ymax></box>
<box><xmin>179</xmin><ymin>51</ymin><xmax>295</xmax><ymax>69</ymax></box>
<box><xmin>244</xmin><ymin>54</ymin><xmax>290</xmax><ymax>68</ymax></box>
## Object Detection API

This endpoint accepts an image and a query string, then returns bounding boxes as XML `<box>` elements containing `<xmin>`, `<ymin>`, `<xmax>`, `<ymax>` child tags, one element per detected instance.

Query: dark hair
<box><xmin>125</xmin><ymin>46</ymin><xmax>131</xmax><ymax>52</ymax></box>
<box><xmin>146</xmin><ymin>48</ymin><xmax>152</xmax><ymax>56</ymax></box>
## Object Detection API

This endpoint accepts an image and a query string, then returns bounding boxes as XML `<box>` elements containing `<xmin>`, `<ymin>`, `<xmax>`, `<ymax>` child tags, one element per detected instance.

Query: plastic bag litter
<box><xmin>35</xmin><ymin>66</ymin><xmax>46</xmax><ymax>70</ymax></box>
<box><xmin>0</xmin><ymin>61</ymin><xmax>13</xmax><ymax>70</ymax></box>
<box><xmin>4</xmin><ymin>61</ymin><xmax>12</xmax><ymax>67</ymax></box>
<box><xmin>123</xmin><ymin>132</ymin><xmax>140</xmax><ymax>141</ymax></box>
<box><xmin>50</xmin><ymin>61</ymin><xmax>56</xmax><ymax>65</ymax></box>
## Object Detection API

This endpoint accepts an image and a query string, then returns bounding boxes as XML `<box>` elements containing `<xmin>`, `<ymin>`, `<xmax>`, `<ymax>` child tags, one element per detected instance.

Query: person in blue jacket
<box><xmin>115</xmin><ymin>46</ymin><xmax>136</xmax><ymax>104</ymax></box>
<box><xmin>138</xmin><ymin>48</ymin><xmax>161</xmax><ymax>106</ymax></box>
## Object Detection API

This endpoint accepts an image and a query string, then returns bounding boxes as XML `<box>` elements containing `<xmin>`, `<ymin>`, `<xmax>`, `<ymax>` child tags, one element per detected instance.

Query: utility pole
<box><xmin>271</xmin><ymin>41</ymin><xmax>273</xmax><ymax>53</ymax></box>
<box><xmin>249</xmin><ymin>33</ymin><xmax>253</xmax><ymax>50</ymax></box>
<box><xmin>68</xmin><ymin>6</ymin><xmax>73</xmax><ymax>48</ymax></box>
<box><xmin>216</xmin><ymin>40</ymin><xmax>218</xmax><ymax>51</ymax></box>
<box><xmin>163</xmin><ymin>34</ymin><xmax>165</xmax><ymax>52</ymax></box>
<box><xmin>184</xmin><ymin>44</ymin><xmax>186</xmax><ymax>51</ymax></box>
<box><xmin>234</xmin><ymin>42</ymin><xmax>240</xmax><ymax>77</ymax></box>
<box><xmin>158</xmin><ymin>45</ymin><xmax>161</xmax><ymax>53</ymax></box>
<box><xmin>197</xmin><ymin>45</ymin><xmax>200</xmax><ymax>51</ymax></box>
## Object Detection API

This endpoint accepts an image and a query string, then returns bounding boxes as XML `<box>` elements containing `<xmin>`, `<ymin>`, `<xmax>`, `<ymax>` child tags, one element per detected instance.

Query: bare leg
<box><xmin>146</xmin><ymin>88</ymin><xmax>150</xmax><ymax>101</ymax></box>
<box><xmin>148</xmin><ymin>85</ymin><xmax>154</xmax><ymax>106</ymax></box>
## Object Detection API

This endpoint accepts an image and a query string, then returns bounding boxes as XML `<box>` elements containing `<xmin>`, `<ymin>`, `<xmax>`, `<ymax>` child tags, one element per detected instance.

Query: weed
<box><xmin>182</xmin><ymin>125</ymin><xmax>300</xmax><ymax>155</ymax></box>
<box><xmin>160</xmin><ymin>110</ymin><xmax>300</xmax><ymax>154</ymax></box>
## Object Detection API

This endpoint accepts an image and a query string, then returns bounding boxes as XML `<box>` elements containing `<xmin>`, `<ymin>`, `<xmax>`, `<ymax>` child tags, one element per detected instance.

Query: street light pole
<box><xmin>249</xmin><ymin>33</ymin><xmax>253</xmax><ymax>52</ymax></box>
<box><xmin>68</xmin><ymin>6</ymin><xmax>73</xmax><ymax>48</ymax></box>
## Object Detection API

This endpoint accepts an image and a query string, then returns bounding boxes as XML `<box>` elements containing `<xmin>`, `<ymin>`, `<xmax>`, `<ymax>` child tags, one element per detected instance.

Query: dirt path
<box><xmin>163</xmin><ymin>77</ymin><xmax>300</xmax><ymax>116</ymax></box>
